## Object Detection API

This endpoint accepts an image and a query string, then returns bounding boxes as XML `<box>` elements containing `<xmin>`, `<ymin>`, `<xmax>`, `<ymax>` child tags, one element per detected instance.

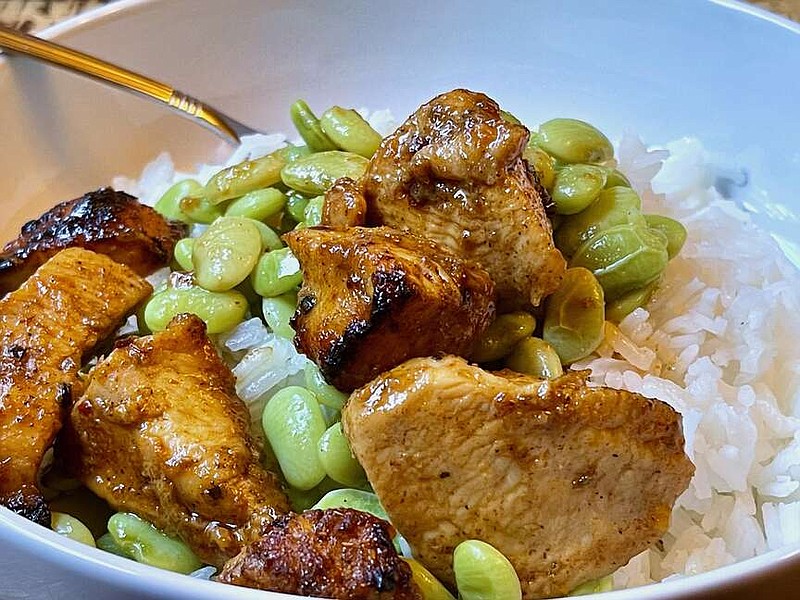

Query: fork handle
<box><xmin>0</xmin><ymin>24</ymin><xmax>240</xmax><ymax>144</ymax></box>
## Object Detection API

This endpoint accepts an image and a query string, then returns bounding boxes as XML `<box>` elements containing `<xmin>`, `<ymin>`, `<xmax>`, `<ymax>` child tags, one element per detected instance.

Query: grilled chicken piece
<box><xmin>284</xmin><ymin>226</ymin><xmax>495</xmax><ymax>392</ymax></box>
<box><xmin>0</xmin><ymin>248</ymin><xmax>152</xmax><ymax>525</ymax></box>
<box><xmin>362</xmin><ymin>89</ymin><xmax>565</xmax><ymax>310</ymax></box>
<box><xmin>323</xmin><ymin>177</ymin><xmax>368</xmax><ymax>227</ymax></box>
<box><xmin>343</xmin><ymin>356</ymin><xmax>694</xmax><ymax>599</ymax></box>
<box><xmin>0</xmin><ymin>188</ymin><xmax>185</xmax><ymax>294</ymax></box>
<box><xmin>66</xmin><ymin>314</ymin><xmax>290</xmax><ymax>566</ymax></box>
<box><xmin>219</xmin><ymin>508</ymin><xmax>421</xmax><ymax>599</ymax></box>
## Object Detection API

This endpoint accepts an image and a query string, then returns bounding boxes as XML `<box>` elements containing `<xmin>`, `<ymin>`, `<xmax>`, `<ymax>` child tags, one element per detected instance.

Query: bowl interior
<box><xmin>1</xmin><ymin>0</ymin><xmax>799</xmax><ymax>598</ymax></box>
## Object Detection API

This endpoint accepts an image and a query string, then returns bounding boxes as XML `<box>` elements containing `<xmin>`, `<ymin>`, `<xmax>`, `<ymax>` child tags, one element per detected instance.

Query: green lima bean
<box><xmin>144</xmin><ymin>281</ymin><xmax>248</xmax><ymax>334</ymax></box>
<box><xmin>281</xmin><ymin>150</ymin><xmax>369</xmax><ymax>196</ymax></box>
<box><xmin>453</xmin><ymin>539</ymin><xmax>522</xmax><ymax>600</ymax></box>
<box><xmin>224</xmin><ymin>187</ymin><xmax>287</xmax><ymax>221</ymax></box>
<box><xmin>262</xmin><ymin>386</ymin><xmax>327</xmax><ymax>490</ymax></box>
<box><xmin>645</xmin><ymin>214</ymin><xmax>687</xmax><ymax>259</ymax></box>
<box><xmin>51</xmin><ymin>512</ymin><xmax>95</xmax><ymax>547</ymax></box>
<box><xmin>262</xmin><ymin>292</ymin><xmax>297</xmax><ymax>339</ymax></box>
<box><xmin>193</xmin><ymin>217</ymin><xmax>262</xmax><ymax>292</ymax></box>
<box><xmin>605</xmin><ymin>279</ymin><xmax>659</xmax><ymax>323</ymax></box>
<box><xmin>554</xmin><ymin>186</ymin><xmax>644</xmax><ymax>257</ymax></box>
<box><xmin>551</xmin><ymin>164</ymin><xmax>608</xmax><ymax>215</ymax></box>
<box><xmin>317</xmin><ymin>422</ymin><xmax>367</xmax><ymax>487</ymax></box>
<box><xmin>205</xmin><ymin>145</ymin><xmax>309</xmax><ymax>204</ymax></box>
<box><xmin>320</xmin><ymin>106</ymin><xmax>383</xmax><ymax>158</ymax></box>
<box><xmin>304</xmin><ymin>362</ymin><xmax>348</xmax><ymax>410</ymax></box>
<box><xmin>173</xmin><ymin>238</ymin><xmax>195</xmax><ymax>271</ymax></box>
<box><xmin>570</xmin><ymin>223</ymin><xmax>669</xmax><ymax>301</ymax></box>
<box><xmin>471</xmin><ymin>312</ymin><xmax>537</xmax><ymax>363</ymax></box>
<box><xmin>290</xmin><ymin>99</ymin><xmax>337</xmax><ymax>152</ymax></box>
<box><xmin>536</xmin><ymin>118</ymin><xmax>614</xmax><ymax>164</ymax></box>
<box><xmin>543</xmin><ymin>267</ymin><xmax>605</xmax><ymax>364</ymax></box>
<box><xmin>505</xmin><ymin>338</ymin><xmax>564</xmax><ymax>379</ymax></box>
<box><xmin>106</xmin><ymin>512</ymin><xmax>202</xmax><ymax>574</ymax></box>
<box><xmin>251</xmin><ymin>247</ymin><xmax>303</xmax><ymax>297</ymax></box>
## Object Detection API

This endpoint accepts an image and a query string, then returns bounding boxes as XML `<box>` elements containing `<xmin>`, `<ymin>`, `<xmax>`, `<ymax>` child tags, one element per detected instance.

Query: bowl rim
<box><xmin>1</xmin><ymin>0</ymin><xmax>799</xmax><ymax>598</ymax></box>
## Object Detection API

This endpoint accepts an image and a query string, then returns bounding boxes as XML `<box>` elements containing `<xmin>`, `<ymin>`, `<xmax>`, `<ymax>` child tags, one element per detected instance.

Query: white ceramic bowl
<box><xmin>1</xmin><ymin>1</ymin><xmax>799</xmax><ymax>598</ymax></box>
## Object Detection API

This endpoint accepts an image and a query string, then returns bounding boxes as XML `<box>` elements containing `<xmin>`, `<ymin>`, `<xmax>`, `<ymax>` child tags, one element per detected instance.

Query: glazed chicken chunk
<box><xmin>0</xmin><ymin>188</ymin><xmax>185</xmax><ymax>294</ymax></box>
<box><xmin>66</xmin><ymin>314</ymin><xmax>290</xmax><ymax>566</ymax></box>
<box><xmin>359</xmin><ymin>89</ymin><xmax>566</xmax><ymax>310</ymax></box>
<box><xmin>343</xmin><ymin>356</ymin><xmax>695</xmax><ymax>599</ymax></box>
<box><xmin>219</xmin><ymin>508</ymin><xmax>421</xmax><ymax>599</ymax></box>
<box><xmin>284</xmin><ymin>226</ymin><xmax>495</xmax><ymax>392</ymax></box>
<box><xmin>0</xmin><ymin>248</ymin><xmax>152</xmax><ymax>525</ymax></box>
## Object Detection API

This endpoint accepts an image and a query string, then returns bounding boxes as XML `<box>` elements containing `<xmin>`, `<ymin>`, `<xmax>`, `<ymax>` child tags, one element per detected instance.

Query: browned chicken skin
<box><xmin>0</xmin><ymin>248</ymin><xmax>152</xmax><ymax>525</ymax></box>
<box><xmin>219</xmin><ymin>508</ymin><xmax>421</xmax><ymax>599</ymax></box>
<box><xmin>66</xmin><ymin>314</ymin><xmax>290</xmax><ymax>566</ymax></box>
<box><xmin>360</xmin><ymin>89</ymin><xmax>565</xmax><ymax>310</ymax></box>
<box><xmin>343</xmin><ymin>356</ymin><xmax>694</xmax><ymax>599</ymax></box>
<box><xmin>323</xmin><ymin>177</ymin><xmax>369</xmax><ymax>228</ymax></box>
<box><xmin>284</xmin><ymin>226</ymin><xmax>495</xmax><ymax>392</ymax></box>
<box><xmin>0</xmin><ymin>188</ymin><xmax>185</xmax><ymax>294</ymax></box>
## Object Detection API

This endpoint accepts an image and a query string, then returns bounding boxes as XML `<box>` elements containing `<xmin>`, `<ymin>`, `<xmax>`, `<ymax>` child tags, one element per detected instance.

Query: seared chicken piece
<box><xmin>343</xmin><ymin>356</ymin><xmax>694</xmax><ymax>599</ymax></box>
<box><xmin>0</xmin><ymin>248</ymin><xmax>152</xmax><ymax>525</ymax></box>
<box><xmin>66</xmin><ymin>314</ymin><xmax>290</xmax><ymax>566</ymax></box>
<box><xmin>0</xmin><ymin>188</ymin><xmax>185</xmax><ymax>294</ymax></box>
<box><xmin>219</xmin><ymin>508</ymin><xmax>421</xmax><ymax>599</ymax></box>
<box><xmin>323</xmin><ymin>177</ymin><xmax>368</xmax><ymax>227</ymax></box>
<box><xmin>362</xmin><ymin>89</ymin><xmax>565</xmax><ymax>310</ymax></box>
<box><xmin>284</xmin><ymin>226</ymin><xmax>495</xmax><ymax>392</ymax></box>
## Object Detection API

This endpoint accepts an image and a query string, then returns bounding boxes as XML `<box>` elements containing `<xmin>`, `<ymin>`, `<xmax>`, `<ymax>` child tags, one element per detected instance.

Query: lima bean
<box><xmin>320</xmin><ymin>106</ymin><xmax>383</xmax><ymax>158</ymax></box>
<box><xmin>261</xmin><ymin>292</ymin><xmax>297</xmax><ymax>339</ymax></box>
<box><xmin>251</xmin><ymin>247</ymin><xmax>303</xmax><ymax>297</ymax></box>
<box><xmin>107</xmin><ymin>512</ymin><xmax>202</xmax><ymax>574</ymax></box>
<box><xmin>262</xmin><ymin>386</ymin><xmax>327</xmax><ymax>490</ymax></box>
<box><xmin>471</xmin><ymin>312</ymin><xmax>537</xmax><ymax>363</ymax></box>
<box><xmin>645</xmin><ymin>214</ymin><xmax>687</xmax><ymax>258</ymax></box>
<box><xmin>154</xmin><ymin>179</ymin><xmax>202</xmax><ymax>223</ymax></box>
<box><xmin>551</xmin><ymin>164</ymin><xmax>607</xmax><ymax>215</ymax></box>
<box><xmin>404</xmin><ymin>559</ymin><xmax>456</xmax><ymax>600</ymax></box>
<box><xmin>144</xmin><ymin>285</ymin><xmax>248</xmax><ymax>334</ymax></box>
<box><xmin>304</xmin><ymin>362</ymin><xmax>348</xmax><ymax>410</ymax></box>
<box><xmin>224</xmin><ymin>187</ymin><xmax>287</xmax><ymax>221</ymax></box>
<box><xmin>570</xmin><ymin>223</ymin><xmax>669</xmax><ymax>300</ymax></box>
<box><xmin>313</xmin><ymin>488</ymin><xmax>389</xmax><ymax>521</ymax></box>
<box><xmin>205</xmin><ymin>145</ymin><xmax>306</xmax><ymax>204</ymax></box>
<box><xmin>96</xmin><ymin>532</ymin><xmax>127</xmax><ymax>557</ymax></box>
<box><xmin>245</xmin><ymin>218</ymin><xmax>284</xmax><ymax>251</ymax></box>
<box><xmin>602</xmin><ymin>167</ymin><xmax>632</xmax><ymax>188</ymax></box>
<box><xmin>537</xmin><ymin>118</ymin><xmax>613</xmax><ymax>164</ymax></box>
<box><xmin>173</xmin><ymin>238</ymin><xmax>195</xmax><ymax>271</ymax></box>
<box><xmin>193</xmin><ymin>217</ymin><xmax>262</xmax><ymax>291</ymax></box>
<box><xmin>453</xmin><ymin>540</ymin><xmax>522</xmax><ymax>600</ymax></box>
<box><xmin>317</xmin><ymin>422</ymin><xmax>367</xmax><ymax>487</ymax></box>
<box><xmin>303</xmin><ymin>196</ymin><xmax>325</xmax><ymax>227</ymax></box>
<box><xmin>505</xmin><ymin>337</ymin><xmax>564</xmax><ymax>379</ymax></box>
<box><xmin>605</xmin><ymin>279</ymin><xmax>659</xmax><ymax>323</ymax></box>
<box><xmin>281</xmin><ymin>150</ymin><xmax>369</xmax><ymax>195</ymax></box>
<box><xmin>51</xmin><ymin>512</ymin><xmax>95</xmax><ymax>547</ymax></box>
<box><xmin>543</xmin><ymin>267</ymin><xmax>605</xmax><ymax>364</ymax></box>
<box><xmin>554</xmin><ymin>186</ymin><xmax>644</xmax><ymax>257</ymax></box>
<box><xmin>290</xmin><ymin>99</ymin><xmax>337</xmax><ymax>152</ymax></box>
<box><xmin>285</xmin><ymin>190</ymin><xmax>311</xmax><ymax>223</ymax></box>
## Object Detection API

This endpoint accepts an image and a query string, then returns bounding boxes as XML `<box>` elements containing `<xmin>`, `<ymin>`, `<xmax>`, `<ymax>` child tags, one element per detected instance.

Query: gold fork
<box><xmin>0</xmin><ymin>23</ymin><xmax>257</xmax><ymax>145</ymax></box>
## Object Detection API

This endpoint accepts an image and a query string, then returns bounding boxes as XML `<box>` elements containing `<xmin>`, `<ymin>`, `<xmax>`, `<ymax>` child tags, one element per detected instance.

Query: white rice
<box><xmin>115</xmin><ymin>115</ymin><xmax>800</xmax><ymax>591</ymax></box>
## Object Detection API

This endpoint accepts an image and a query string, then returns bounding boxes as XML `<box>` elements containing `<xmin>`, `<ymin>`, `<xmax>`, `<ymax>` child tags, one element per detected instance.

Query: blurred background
<box><xmin>0</xmin><ymin>0</ymin><xmax>798</xmax><ymax>32</ymax></box>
